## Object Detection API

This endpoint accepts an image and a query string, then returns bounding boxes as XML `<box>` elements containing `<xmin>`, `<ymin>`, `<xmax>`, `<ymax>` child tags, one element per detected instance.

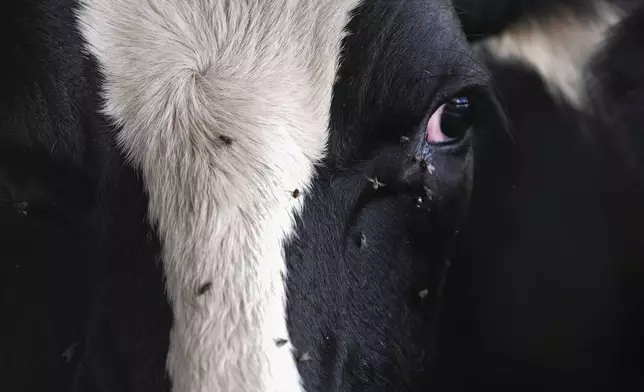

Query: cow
<box><xmin>1</xmin><ymin>0</ymin><xmax>504</xmax><ymax>391</ymax></box>
<box><xmin>3</xmin><ymin>0</ymin><xmax>643</xmax><ymax>391</ymax></box>
<box><xmin>437</xmin><ymin>1</ymin><xmax>644</xmax><ymax>390</ymax></box>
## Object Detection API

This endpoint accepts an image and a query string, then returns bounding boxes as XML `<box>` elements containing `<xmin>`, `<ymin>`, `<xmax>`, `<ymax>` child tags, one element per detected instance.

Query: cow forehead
<box><xmin>338</xmin><ymin>0</ymin><xmax>486</xmax><ymax>112</ymax></box>
<box><xmin>346</xmin><ymin>0</ymin><xmax>474</xmax><ymax>63</ymax></box>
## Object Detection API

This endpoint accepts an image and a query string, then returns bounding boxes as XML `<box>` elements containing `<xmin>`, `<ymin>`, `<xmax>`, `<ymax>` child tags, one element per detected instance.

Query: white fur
<box><xmin>476</xmin><ymin>1</ymin><xmax>623</xmax><ymax>109</ymax></box>
<box><xmin>77</xmin><ymin>0</ymin><xmax>360</xmax><ymax>391</ymax></box>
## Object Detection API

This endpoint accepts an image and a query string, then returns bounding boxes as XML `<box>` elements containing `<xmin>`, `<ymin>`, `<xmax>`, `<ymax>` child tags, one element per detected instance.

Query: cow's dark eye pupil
<box><xmin>440</xmin><ymin>96</ymin><xmax>474</xmax><ymax>139</ymax></box>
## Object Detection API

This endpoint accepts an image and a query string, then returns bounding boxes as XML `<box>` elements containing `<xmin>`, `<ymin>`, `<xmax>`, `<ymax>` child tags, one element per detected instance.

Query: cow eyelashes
<box><xmin>426</xmin><ymin>95</ymin><xmax>474</xmax><ymax>145</ymax></box>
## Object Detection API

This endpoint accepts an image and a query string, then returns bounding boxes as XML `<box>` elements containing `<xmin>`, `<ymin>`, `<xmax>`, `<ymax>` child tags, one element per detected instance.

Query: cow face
<box><xmin>285</xmin><ymin>0</ymin><xmax>502</xmax><ymax>390</ymax></box>
<box><xmin>328</xmin><ymin>0</ymin><xmax>498</xmax><ymax>233</ymax></box>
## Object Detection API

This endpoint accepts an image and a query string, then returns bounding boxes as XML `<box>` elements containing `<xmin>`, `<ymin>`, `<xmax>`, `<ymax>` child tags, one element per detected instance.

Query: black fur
<box><xmin>1</xmin><ymin>0</ymin><xmax>103</xmax><ymax>390</ymax></box>
<box><xmin>437</xmin><ymin>2</ymin><xmax>644</xmax><ymax>391</ymax></box>
<box><xmin>0</xmin><ymin>1</ymin><xmax>169</xmax><ymax>391</ymax></box>
<box><xmin>285</xmin><ymin>1</ymin><xmax>502</xmax><ymax>390</ymax></box>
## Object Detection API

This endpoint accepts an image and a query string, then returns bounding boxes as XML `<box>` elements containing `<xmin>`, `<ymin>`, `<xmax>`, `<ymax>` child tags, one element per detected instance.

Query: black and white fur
<box><xmin>4</xmin><ymin>0</ymin><xmax>644</xmax><ymax>391</ymax></box>
<box><xmin>474</xmin><ymin>0</ymin><xmax>623</xmax><ymax>108</ymax></box>
<box><xmin>78</xmin><ymin>1</ymin><xmax>361</xmax><ymax>390</ymax></box>
<box><xmin>2</xmin><ymin>0</ymin><xmax>500</xmax><ymax>391</ymax></box>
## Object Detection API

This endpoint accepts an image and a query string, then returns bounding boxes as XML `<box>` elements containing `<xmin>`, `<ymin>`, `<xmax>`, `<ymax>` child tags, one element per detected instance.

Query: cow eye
<box><xmin>442</xmin><ymin>96</ymin><xmax>474</xmax><ymax>138</ymax></box>
<box><xmin>426</xmin><ymin>96</ymin><xmax>474</xmax><ymax>145</ymax></box>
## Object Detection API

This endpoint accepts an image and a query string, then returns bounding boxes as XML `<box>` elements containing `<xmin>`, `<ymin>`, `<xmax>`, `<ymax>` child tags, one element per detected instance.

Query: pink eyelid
<box><xmin>426</xmin><ymin>104</ymin><xmax>446</xmax><ymax>144</ymax></box>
